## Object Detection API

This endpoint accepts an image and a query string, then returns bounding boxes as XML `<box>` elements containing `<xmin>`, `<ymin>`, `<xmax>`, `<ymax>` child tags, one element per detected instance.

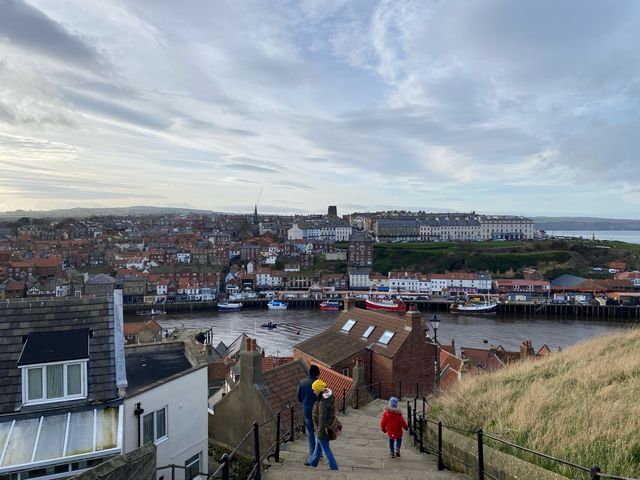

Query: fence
<box><xmin>344</xmin><ymin>381</ymin><xmax>433</xmax><ymax>413</ymax></box>
<box><xmin>157</xmin><ymin>405</ymin><xmax>304</xmax><ymax>480</ymax></box>
<box><xmin>406</xmin><ymin>398</ymin><xmax>639</xmax><ymax>480</ymax></box>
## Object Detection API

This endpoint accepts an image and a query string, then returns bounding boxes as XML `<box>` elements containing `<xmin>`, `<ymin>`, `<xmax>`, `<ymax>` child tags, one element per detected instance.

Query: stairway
<box><xmin>265</xmin><ymin>399</ymin><xmax>469</xmax><ymax>479</ymax></box>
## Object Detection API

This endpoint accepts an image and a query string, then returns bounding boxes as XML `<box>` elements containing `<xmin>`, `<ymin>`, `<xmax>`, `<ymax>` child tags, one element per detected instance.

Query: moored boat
<box><xmin>450</xmin><ymin>295</ymin><xmax>497</xmax><ymax>314</ymax></box>
<box><xmin>319</xmin><ymin>301</ymin><xmax>341</xmax><ymax>311</ymax></box>
<box><xmin>136</xmin><ymin>308</ymin><xmax>166</xmax><ymax>317</ymax></box>
<box><xmin>365</xmin><ymin>298</ymin><xmax>407</xmax><ymax>312</ymax></box>
<box><xmin>267</xmin><ymin>300</ymin><xmax>289</xmax><ymax>310</ymax></box>
<box><xmin>218</xmin><ymin>302</ymin><xmax>243</xmax><ymax>311</ymax></box>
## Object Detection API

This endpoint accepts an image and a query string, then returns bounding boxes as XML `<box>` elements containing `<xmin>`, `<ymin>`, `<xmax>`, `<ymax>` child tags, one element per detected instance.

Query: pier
<box><xmin>124</xmin><ymin>298</ymin><xmax>640</xmax><ymax>320</ymax></box>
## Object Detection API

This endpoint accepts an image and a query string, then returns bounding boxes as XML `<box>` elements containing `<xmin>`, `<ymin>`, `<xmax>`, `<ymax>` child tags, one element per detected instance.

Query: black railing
<box><xmin>159</xmin><ymin>405</ymin><xmax>303</xmax><ymax>480</ymax></box>
<box><xmin>409</xmin><ymin>397</ymin><xmax>639</xmax><ymax>480</ymax></box>
<box><xmin>352</xmin><ymin>381</ymin><xmax>432</xmax><ymax>409</ymax></box>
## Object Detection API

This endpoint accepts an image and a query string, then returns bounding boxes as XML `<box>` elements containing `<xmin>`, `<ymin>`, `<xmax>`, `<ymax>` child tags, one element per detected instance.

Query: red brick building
<box><xmin>293</xmin><ymin>306</ymin><xmax>437</xmax><ymax>398</ymax></box>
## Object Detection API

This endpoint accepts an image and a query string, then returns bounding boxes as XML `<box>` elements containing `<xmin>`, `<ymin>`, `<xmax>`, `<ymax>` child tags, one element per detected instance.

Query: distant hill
<box><xmin>0</xmin><ymin>206</ymin><xmax>223</xmax><ymax>219</ymax></box>
<box><xmin>534</xmin><ymin>216</ymin><xmax>640</xmax><ymax>231</ymax></box>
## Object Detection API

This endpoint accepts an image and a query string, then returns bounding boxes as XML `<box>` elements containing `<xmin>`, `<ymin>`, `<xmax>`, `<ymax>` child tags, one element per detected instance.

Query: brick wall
<box><xmin>392</xmin><ymin>328</ymin><xmax>436</xmax><ymax>397</ymax></box>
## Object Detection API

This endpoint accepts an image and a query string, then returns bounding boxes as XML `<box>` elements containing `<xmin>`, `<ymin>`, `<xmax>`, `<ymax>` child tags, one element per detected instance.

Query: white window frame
<box><xmin>341</xmin><ymin>319</ymin><xmax>356</xmax><ymax>332</ymax></box>
<box><xmin>20</xmin><ymin>359</ymin><xmax>88</xmax><ymax>406</ymax></box>
<box><xmin>378</xmin><ymin>330</ymin><xmax>395</xmax><ymax>345</ymax></box>
<box><xmin>362</xmin><ymin>325</ymin><xmax>375</xmax><ymax>339</ymax></box>
<box><xmin>185</xmin><ymin>451</ymin><xmax>201</xmax><ymax>480</ymax></box>
<box><xmin>143</xmin><ymin>406</ymin><xmax>168</xmax><ymax>445</ymax></box>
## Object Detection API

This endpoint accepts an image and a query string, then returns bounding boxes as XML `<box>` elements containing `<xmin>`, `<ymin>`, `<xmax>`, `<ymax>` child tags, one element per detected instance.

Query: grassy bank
<box><xmin>429</xmin><ymin>329</ymin><xmax>640</xmax><ymax>478</ymax></box>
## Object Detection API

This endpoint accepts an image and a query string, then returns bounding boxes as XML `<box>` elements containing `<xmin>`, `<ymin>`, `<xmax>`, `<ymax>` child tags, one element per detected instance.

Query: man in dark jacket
<box><xmin>297</xmin><ymin>364</ymin><xmax>320</xmax><ymax>455</ymax></box>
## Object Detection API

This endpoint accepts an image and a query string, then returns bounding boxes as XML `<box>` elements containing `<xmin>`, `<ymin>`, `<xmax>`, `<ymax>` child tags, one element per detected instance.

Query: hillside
<box><xmin>430</xmin><ymin>329</ymin><xmax>640</xmax><ymax>478</ymax></box>
<box><xmin>371</xmin><ymin>239</ymin><xmax>640</xmax><ymax>278</ymax></box>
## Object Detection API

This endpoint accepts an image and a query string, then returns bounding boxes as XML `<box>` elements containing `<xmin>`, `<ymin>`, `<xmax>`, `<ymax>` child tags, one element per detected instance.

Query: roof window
<box><xmin>362</xmin><ymin>325</ymin><xmax>375</xmax><ymax>339</ymax></box>
<box><xmin>341</xmin><ymin>319</ymin><xmax>356</xmax><ymax>332</ymax></box>
<box><xmin>378</xmin><ymin>330</ymin><xmax>395</xmax><ymax>345</ymax></box>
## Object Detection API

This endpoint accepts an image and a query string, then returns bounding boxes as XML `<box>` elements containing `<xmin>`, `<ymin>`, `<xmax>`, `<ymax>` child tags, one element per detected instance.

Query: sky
<box><xmin>1</xmin><ymin>0</ymin><xmax>640</xmax><ymax>217</ymax></box>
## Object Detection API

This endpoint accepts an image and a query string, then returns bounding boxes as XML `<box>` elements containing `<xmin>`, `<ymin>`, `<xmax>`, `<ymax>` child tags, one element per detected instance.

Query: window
<box><xmin>362</xmin><ymin>325</ymin><xmax>375</xmax><ymax>339</ymax></box>
<box><xmin>378</xmin><ymin>330</ymin><xmax>395</xmax><ymax>345</ymax></box>
<box><xmin>341</xmin><ymin>319</ymin><xmax>356</xmax><ymax>332</ymax></box>
<box><xmin>143</xmin><ymin>407</ymin><xmax>168</xmax><ymax>444</ymax></box>
<box><xmin>185</xmin><ymin>452</ymin><xmax>201</xmax><ymax>480</ymax></box>
<box><xmin>21</xmin><ymin>361</ymin><xmax>87</xmax><ymax>405</ymax></box>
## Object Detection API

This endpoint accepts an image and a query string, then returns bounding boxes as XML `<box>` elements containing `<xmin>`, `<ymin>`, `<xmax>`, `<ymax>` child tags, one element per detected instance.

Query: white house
<box><xmin>287</xmin><ymin>224</ymin><xmax>304</xmax><ymax>240</ymax></box>
<box><xmin>349</xmin><ymin>267</ymin><xmax>372</xmax><ymax>289</ymax></box>
<box><xmin>176</xmin><ymin>252</ymin><xmax>192</xmax><ymax>264</ymax></box>
<box><xmin>124</xmin><ymin>342</ymin><xmax>208</xmax><ymax>480</ymax></box>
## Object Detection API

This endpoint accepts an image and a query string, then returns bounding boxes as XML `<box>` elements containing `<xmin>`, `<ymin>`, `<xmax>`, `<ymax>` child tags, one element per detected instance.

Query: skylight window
<box><xmin>341</xmin><ymin>319</ymin><xmax>356</xmax><ymax>332</ymax></box>
<box><xmin>362</xmin><ymin>325</ymin><xmax>375</xmax><ymax>338</ymax></box>
<box><xmin>378</xmin><ymin>330</ymin><xmax>395</xmax><ymax>345</ymax></box>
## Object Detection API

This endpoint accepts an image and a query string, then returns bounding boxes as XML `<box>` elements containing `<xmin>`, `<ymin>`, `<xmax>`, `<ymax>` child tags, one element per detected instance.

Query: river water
<box><xmin>144</xmin><ymin>309</ymin><xmax>634</xmax><ymax>356</ymax></box>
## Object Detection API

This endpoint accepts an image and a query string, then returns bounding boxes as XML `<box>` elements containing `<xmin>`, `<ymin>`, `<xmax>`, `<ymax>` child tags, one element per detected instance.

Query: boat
<box><xmin>260</xmin><ymin>321</ymin><xmax>278</xmax><ymax>329</ymax></box>
<box><xmin>267</xmin><ymin>300</ymin><xmax>289</xmax><ymax>310</ymax></box>
<box><xmin>218</xmin><ymin>302</ymin><xmax>243</xmax><ymax>311</ymax></box>
<box><xmin>450</xmin><ymin>295</ymin><xmax>497</xmax><ymax>314</ymax></box>
<box><xmin>136</xmin><ymin>308</ymin><xmax>166</xmax><ymax>317</ymax></box>
<box><xmin>319</xmin><ymin>301</ymin><xmax>341</xmax><ymax>311</ymax></box>
<box><xmin>365</xmin><ymin>298</ymin><xmax>407</xmax><ymax>312</ymax></box>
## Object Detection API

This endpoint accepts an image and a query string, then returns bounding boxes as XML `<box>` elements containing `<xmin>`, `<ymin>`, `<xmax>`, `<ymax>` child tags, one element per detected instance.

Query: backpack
<box><xmin>327</xmin><ymin>418</ymin><xmax>343</xmax><ymax>441</ymax></box>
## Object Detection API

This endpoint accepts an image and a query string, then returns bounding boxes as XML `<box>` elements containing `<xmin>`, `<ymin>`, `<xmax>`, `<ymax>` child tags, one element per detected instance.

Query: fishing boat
<box><xmin>218</xmin><ymin>302</ymin><xmax>243</xmax><ymax>311</ymax></box>
<box><xmin>450</xmin><ymin>295</ymin><xmax>497</xmax><ymax>314</ymax></box>
<box><xmin>260</xmin><ymin>321</ymin><xmax>278</xmax><ymax>329</ymax></box>
<box><xmin>364</xmin><ymin>298</ymin><xmax>407</xmax><ymax>312</ymax></box>
<box><xmin>136</xmin><ymin>308</ymin><xmax>166</xmax><ymax>317</ymax></box>
<box><xmin>319</xmin><ymin>301</ymin><xmax>341</xmax><ymax>311</ymax></box>
<box><xmin>267</xmin><ymin>300</ymin><xmax>288</xmax><ymax>310</ymax></box>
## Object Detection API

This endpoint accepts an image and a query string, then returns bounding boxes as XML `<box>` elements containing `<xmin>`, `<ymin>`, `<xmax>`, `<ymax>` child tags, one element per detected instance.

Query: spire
<box><xmin>253</xmin><ymin>204</ymin><xmax>259</xmax><ymax>225</ymax></box>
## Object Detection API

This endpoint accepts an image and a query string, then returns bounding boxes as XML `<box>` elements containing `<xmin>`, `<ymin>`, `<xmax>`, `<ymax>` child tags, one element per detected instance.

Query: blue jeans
<box><xmin>303</xmin><ymin>406</ymin><xmax>315</xmax><ymax>454</ymax></box>
<box><xmin>308</xmin><ymin>436</ymin><xmax>338</xmax><ymax>470</ymax></box>
<box><xmin>389</xmin><ymin>437</ymin><xmax>402</xmax><ymax>453</ymax></box>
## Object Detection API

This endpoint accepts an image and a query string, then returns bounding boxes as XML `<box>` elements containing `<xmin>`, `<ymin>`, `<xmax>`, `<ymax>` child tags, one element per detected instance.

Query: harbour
<box><xmin>141</xmin><ymin>308</ymin><xmax>633</xmax><ymax>356</ymax></box>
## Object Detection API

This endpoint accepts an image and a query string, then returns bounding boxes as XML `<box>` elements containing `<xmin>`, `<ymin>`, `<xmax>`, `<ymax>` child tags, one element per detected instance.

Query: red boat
<box><xmin>320</xmin><ymin>301</ymin><xmax>341</xmax><ymax>311</ymax></box>
<box><xmin>365</xmin><ymin>298</ymin><xmax>407</xmax><ymax>312</ymax></box>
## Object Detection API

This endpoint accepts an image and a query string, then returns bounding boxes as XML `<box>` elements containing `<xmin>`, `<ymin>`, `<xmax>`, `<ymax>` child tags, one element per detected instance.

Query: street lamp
<box><xmin>430</xmin><ymin>314</ymin><xmax>441</xmax><ymax>388</ymax></box>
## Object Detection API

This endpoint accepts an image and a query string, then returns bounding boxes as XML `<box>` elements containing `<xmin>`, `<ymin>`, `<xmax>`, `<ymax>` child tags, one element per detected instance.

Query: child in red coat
<box><xmin>380</xmin><ymin>396</ymin><xmax>408</xmax><ymax>457</ymax></box>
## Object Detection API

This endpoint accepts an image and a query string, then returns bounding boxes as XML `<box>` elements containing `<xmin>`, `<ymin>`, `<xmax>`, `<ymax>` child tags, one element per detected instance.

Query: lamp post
<box><xmin>430</xmin><ymin>314</ymin><xmax>441</xmax><ymax>388</ymax></box>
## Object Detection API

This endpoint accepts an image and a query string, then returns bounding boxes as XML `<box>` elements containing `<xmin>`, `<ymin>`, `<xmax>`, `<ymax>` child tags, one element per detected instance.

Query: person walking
<box><xmin>380</xmin><ymin>396</ymin><xmax>408</xmax><ymax>458</ymax></box>
<box><xmin>306</xmin><ymin>379</ymin><xmax>339</xmax><ymax>470</ymax></box>
<box><xmin>297</xmin><ymin>364</ymin><xmax>320</xmax><ymax>457</ymax></box>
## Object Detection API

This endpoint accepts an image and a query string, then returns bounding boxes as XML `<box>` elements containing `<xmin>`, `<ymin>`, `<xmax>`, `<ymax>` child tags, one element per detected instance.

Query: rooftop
<box><xmin>125</xmin><ymin>346</ymin><xmax>192</xmax><ymax>393</ymax></box>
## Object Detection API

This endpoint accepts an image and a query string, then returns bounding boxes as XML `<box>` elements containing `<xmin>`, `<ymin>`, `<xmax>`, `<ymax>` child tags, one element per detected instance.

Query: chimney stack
<box><xmin>404</xmin><ymin>304</ymin><xmax>423</xmax><ymax>331</ymax></box>
<box><xmin>520</xmin><ymin>340</ymin><xmax>535</xmax><ymax>358</ymax></box>
<box><xmin>240</xmin><ymin>337</ymin><xmax>263</xmax><ymax>385</ymax></box>
<box><xmin>343</xmin><ymin>297</ymin><xmax>352</xmax><ymax>311</ymax></box>
<box><xmin>451</xmin><ymin>338</ymin><xmax>456</xmax><ymax>356</ymax></box>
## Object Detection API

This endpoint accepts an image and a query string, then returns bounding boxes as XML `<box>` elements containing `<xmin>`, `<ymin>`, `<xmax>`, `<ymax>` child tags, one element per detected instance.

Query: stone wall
<box><xmin>71</xmin><ymin>444</ymin><xmax>156</xmax><ymax>480</ymax></box>
<box><xmin>424</xmin><ymin>422</ymin><xmax>569</xmax><ymax>480</ymax></box>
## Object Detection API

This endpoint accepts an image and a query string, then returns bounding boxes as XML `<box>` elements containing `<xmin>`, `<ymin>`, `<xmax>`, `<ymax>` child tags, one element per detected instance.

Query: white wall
<box><xmin>124</xmin><ymin>367</ymin><xmax>208</xmax><ymax>480</ymax></box>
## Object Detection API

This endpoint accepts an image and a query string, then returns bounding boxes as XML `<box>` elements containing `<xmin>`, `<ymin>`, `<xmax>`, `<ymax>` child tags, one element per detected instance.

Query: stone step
<box><xmin>281</xmin><ymin>443</ymin><xmax>423</xmax><ymax>459</ymax></box>
<box><xmin>265</xmin><ymin>464</ymin><xmax>467</xmax><ymax>480</ymax></box>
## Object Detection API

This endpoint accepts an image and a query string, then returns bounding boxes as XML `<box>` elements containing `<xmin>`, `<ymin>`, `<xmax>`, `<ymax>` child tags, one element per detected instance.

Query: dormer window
<box><xmin>18</xmin><ymin>329</ymin><xmax>89</xmax><ymax>406</ymax></box>
<box><xmin>341</xmin><ymin>319</ymin><xmax>356</xmax><ymax>332</ymax></box>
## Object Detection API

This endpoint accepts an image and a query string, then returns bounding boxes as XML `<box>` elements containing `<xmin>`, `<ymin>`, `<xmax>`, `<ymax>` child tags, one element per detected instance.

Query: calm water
<box><xmin>547</xmin><ymin>230</ymin><xmax>640</xmax><ymax>244</ymax></box>
<box><xmin>142</xmin><ymin>309</ymin><xmax>634</xmax><ymax>356</ymax></box>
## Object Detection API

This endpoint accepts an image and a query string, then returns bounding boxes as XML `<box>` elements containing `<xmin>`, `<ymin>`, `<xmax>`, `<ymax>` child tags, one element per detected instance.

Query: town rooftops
<box><xmin>259</xmin><ymin>359</ymin><xmax>307</xmax><ymax>423</ymax></box>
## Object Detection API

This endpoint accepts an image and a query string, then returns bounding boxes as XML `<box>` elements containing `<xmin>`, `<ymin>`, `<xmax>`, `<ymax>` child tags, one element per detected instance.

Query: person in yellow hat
<box><xmin>306</xmin><ymin>379</ymin><xmax>339</xmax><ymax>470</ymax></box>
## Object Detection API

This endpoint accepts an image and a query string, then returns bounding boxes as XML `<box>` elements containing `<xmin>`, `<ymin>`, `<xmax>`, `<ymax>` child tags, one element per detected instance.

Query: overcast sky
<box><xmin>1</xmin><ymin>0</ymin><xmax>639</xmax><ymax>217</ymax></box>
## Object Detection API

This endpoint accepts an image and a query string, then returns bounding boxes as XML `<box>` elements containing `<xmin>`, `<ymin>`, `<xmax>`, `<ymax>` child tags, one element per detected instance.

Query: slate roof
<box><xmin>0</xmin><ymin>297</ymin><xmax>119</xmax><ymax>414</ymax></box>
<box><xmin>125</xmin><ymin>346</ymin><xmax>192</xmax><ymax>394</ymax></box>
<box><xmin>18</xmin><ymin>329</ymin><xmax>89</xmax><ymax>366</ymax></box>
<box><xmin>550</xmin><ymin>274</ymin><xmax>587</xmax><ymax>289</ymax></box>
<box><xmin>294</xmin><ymin>308</ymin><xmax>413</xmax><ymax>366</ymax></box>
<box><xmin>260</xmin><ymin>359</ymin><xmax>307</xmax><ymax>425</ymax></box>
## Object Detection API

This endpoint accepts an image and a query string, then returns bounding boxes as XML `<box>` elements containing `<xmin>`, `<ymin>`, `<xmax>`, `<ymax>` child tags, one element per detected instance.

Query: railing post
<box><xmin>415</xmin><ymin>382</ymin><xmax>419</xmax><ymax>398</ymax></box>
<box><xmin>355</xmin><ymin>388</ymin><xmax>359</xmax><ymax>409</ymax></box>
<box><xmin>477</xmin><ymin>429</ymin><xmax>484</xmax><ymax>480</ymax></box>
<box><xmin>437</xmin><ymin>422</ymin><xmax>444</xmax><ymax>470</ymax></box>
<box><xmin>290</xmin><ymin>406</ymin><xmax>294</xmax><ymax>442</ymax></box>
<box><xmin>399</xmin><ymin>380</ymin><xmax>402</xmax><ymax>399</ymax></box>
<box><xmin>419</xmin><ymin>414</ymin><xmax>424</xmax><ymax>453</ymax></box>
<box><xmin>171</xmin><ymin>465</ymin><xmax>175</xmax><ymax>480</ymax></box>
<box><xmin>275</xmin><ymin>412</ymin><xmax>281</xmax><ymax>463</ymax></box>
<box><xmin>590</xmin><ymin>465</ymin><xmax>601</xmax><ymax>480</ymax></box>
<box><xmin>253</xmin><ymin>422</ymin><xmax>261</xmax><ymax>480</ymax></box>
<box><xmin>220</xmin><ymin>453</ymin><xmax>230</xmax><ymax>480</ymax></box>
<box><xmin>422</xmin><ymin>397</ymin><xmax>426</xmax><ymax>416</ymax></box>
<box><xmin>408</xmin><ymin>403</ymin><xmax>413</xmax><ymax>435</ymax></box>
<box><xmin>378</xmin><ymin>381</ymin><xmax>381</xmax><ymax>399</ymax></box>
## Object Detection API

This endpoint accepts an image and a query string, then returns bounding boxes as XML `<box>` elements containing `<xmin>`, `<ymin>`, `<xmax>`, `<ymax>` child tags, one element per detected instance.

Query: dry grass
<box><xmin>430</xmin><ymin>329</ymin><xmax>640</xmax><ymax>478</ymax></box>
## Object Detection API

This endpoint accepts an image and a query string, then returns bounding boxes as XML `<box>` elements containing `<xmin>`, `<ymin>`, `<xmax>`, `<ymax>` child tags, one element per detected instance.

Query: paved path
<box><xmin>265</xmin><ymin>399</ymin><xmax>469</xmax><ymax>480</ymax></box>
